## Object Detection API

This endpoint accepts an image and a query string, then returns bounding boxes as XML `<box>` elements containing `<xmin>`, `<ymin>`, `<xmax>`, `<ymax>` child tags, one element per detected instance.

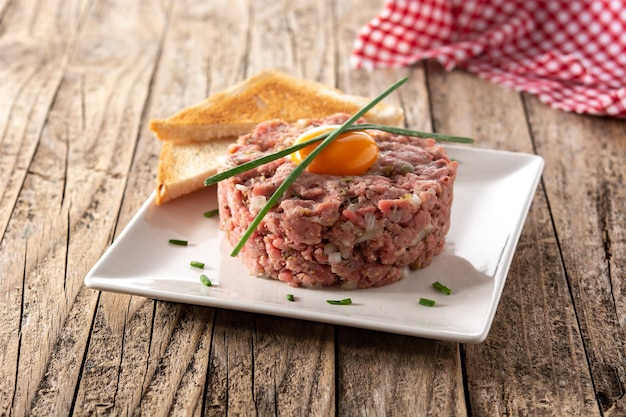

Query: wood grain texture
<box><xmin>526</xmin><ymin>98</ymin><xmax>626</xmax><ymax>416</ymax></box>
<box><xmin>337</xmin><ymin>329</ymin><xmax>466</xmax><ymax>416</ymax></box>
<box><xmin>427</xmin><ymin>64</ymin><xmax>603</xmax><ymax>416</ymax></box>
<box><xmin>1</xmin><ymin>0</ymin><xmax>167</xmax><ymax>415</ymax></box>
<box><xmin>2</xmin><ymin>0</ymin><xmax>626</xmax><ymax>416</ymax></box>
<box><xmin>0</xmin><ymin>1</ymin><xmax>91</xmax><ymax>415</ymax></box>
<box><xmin>254</xmin><ymin>316</ymin><xmax>335</xmax><ymax>416</ymax></box>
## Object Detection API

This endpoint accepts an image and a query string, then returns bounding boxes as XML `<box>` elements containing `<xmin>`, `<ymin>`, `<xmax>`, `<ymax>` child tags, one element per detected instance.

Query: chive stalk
<box><xmin>200</xmin><ymin>274</ymin><xmax>212</xmax><ymax>287</ymax></box>
<box><xmin>190</xmin><ymin>261</ymin><xmax>205</xmax><ymax>269</ymax></box>
<box><xmin>419</xmin><ymin>297</ymin><xmax>436</xmax><ymax>307</ymax></box>
<box><xmin>228</xmin><ymin>77</ymin><xmax>410</xmax><ymax>256</ymax></box>
<box><xmin>204</xmin><ymin>124</ymin><xmax>473</xmax><ymax>187</ymax></box>
<box><xmin>169</xmin><ymin>239</ymin><xmax>188</xmax><ymax>246</ymax></box>
<box><xmin>326</xmin><ymin>298</ymin><xmax>352</xmax><ymax>305</ymax></box>
<box><xmin>432</xmin><ymin>281</ymin><xmax>452</xmax><ymax>295</ymax></box>
<box><xmin>203</xmin><ymin>209</ymin><xmax>219</xmax><ymax>218</ymax></box>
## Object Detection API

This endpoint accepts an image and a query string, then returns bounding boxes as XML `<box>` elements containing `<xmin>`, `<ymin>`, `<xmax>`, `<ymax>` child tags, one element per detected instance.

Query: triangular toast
<box><xmin>152</xmin><ymin>69</ymin><xmax>405</xmax><ymax>205</ymax></box>
<box><xmin>156</xmin><ymin>139</ymin><xmax>234</xmax><ymax>205</ymax></box>
<box><xmin>149</xmin><ymin>68</ymin><xmax>404</xmax><ymax>144</ymax></box>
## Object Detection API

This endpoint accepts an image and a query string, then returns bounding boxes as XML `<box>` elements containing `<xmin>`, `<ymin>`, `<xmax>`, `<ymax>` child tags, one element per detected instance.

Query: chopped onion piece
<box><xmin>410</xmin><ymin>193</ymin><xmax>422</xmax><ymax>206</ymax></box>
<box><xmin>327</xmin><ymin>252</ymin><xmax>342</xmax><ymax>264</ymax></box>
<box><xmin>364</xmin><ymin>212</ymin><xmax>377</xmax><ymax>232</ymax></box>
<box><xmin>249</xmin><ymin>195</ymin><xmax>267</xmax><ymax>212</ymax></box>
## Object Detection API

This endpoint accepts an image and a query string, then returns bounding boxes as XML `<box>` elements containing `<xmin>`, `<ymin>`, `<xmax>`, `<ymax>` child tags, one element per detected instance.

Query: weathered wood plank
<box><xmin>254</xmin><ymin>316</ymin><xmax>335</xmax><ymax>416</ymax></box>
<box><xmin>76</xmin><ymin>0</ymin><xmax>245</xmax><ymax>415</ymax></box>
<box><xmin>426</xmin><ymin>62</ymin><xmax>529</xmax><ymax>152</ymax></box>
<box><xmin>466</xmin><ymin>187</ymin><xmax>599</xmax><ymax>416</ymax></box>
<box><xmin>0</xmin><ymin>0</ymin><xmax>168</xmax><ymax>415</ymax></box>
<box><xmin>427</xmin><ymin>63</ymin><xmax>601</xmax><ymax>416</ymax></box>
<box><xmin>246</xmin><ymin>0</ymin><xmax>336</xmax><ymax>83</ymax></box>
<box><xmin>67</xmin><ymin>0</ymin><xmax>248</xmax><ymax>414</ymax></box>
<box><xmin>338</xmin><ymin>329</ymin><xmax>467</xmax><ymax>416</ymax></box>
<box><xmin>1</xmin><ymin>88</ymin><xmax>78</xmax><ymax>415</ymax></box>
<box><xmin>135</xmin><ymin>303</ymin><xmax>215</xmax><ymax>417</ymax></box>
<box><xmin>0</xmin><ymin>0</ymin><xmax>89</xmax><ymax>239</ymax></box>
<box><xmin>0</xmin><ymin>1</ymin><xmax>90</xmax><ymax>415</ymax></box>
<box><xmin>204</xmin><ymin>310</ymin><xmax>256</xmax><ymax>416</ymax></box>
<box><xmin>525</xmin><ymin>96</ymin><xmax>626</xmax><ymax>416</ymax></box>
<box><xmin>73</xmin><ymin>295</ymin><xmax>152</xmax><ymax>415</ymax></box>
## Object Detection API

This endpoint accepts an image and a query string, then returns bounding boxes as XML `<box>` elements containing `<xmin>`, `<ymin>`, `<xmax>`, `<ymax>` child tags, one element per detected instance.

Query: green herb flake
<box><xmin>326</xmin><ymin>298</ymin><xmax>352</xmax><ymax>305</ymax></box>
<box><xmin>419</xmin><ymin>298</ymin><xmax>436</xmax><ymax>307</ymax></box>
<box><xmin>432</xmin><ymin>281</ymin><xmax>452</xmax><ymax>295</ymax></box>
<box><xmin>190</xmin><ymin>261</ymin><xmax>205</xmax><ymax>269</ymax></box>
<box><xmin>168</xmin><ymin>239</ymin><xmax>188</xmax><ymax>246</ymax></box>
<box><xmin>199</xmin><ymin>274</ymin><xmax>212</xmax><ymax>287</ymax></box>
<box><xmin>203</xmin><ymin>209</ymin><xmax>219</xmax><ymax>218</ymax></box>
<box><xmin>286</xmin><ymin>294</ymin><xmax>295</xmax><ymax>302</ymax></box>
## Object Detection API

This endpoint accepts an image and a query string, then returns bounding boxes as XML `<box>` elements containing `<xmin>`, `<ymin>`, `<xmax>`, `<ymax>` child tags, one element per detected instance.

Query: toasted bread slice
<box><xmin>156</xmin><ymin>138</ymin><xmax>233</xmax><ymax>205</ymax></box>
<box><xmin>149</xmin><ymin>68</ymin><xmax>404</xmax><ymax>144</ymax></box>
<box><xmin>153</xmin><ymin>69</ymin><xmax>405</xmax><ymax>205</ymax></box>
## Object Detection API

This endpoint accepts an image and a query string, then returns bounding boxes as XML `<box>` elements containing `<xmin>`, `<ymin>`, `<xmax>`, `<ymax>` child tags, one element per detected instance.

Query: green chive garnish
<box><xmin>200</xmin><ymin>274</ymin><xmax>212</xmax><ymax>287</ymax></box>
<box><xmin>204</xmin><ymin>125</ymin><xmax>473</xmax><ymax>187</ymax></box>
<box><xmin>203</xmin><ymin>78</ymin><xmax>474</xmax><ymax>257</ymax></box>
<box><xmin>432</xmin><ymin>281</ymin><xmax>452</xmax><ymax>295</ymax></box>
<box><xmin>190</xmin><ymin>261</ymin><xmax>205</xmax><ymax>269</ymax></box>
<box><xmin>419</xmin><ymin>298</ymin><xmax>436</xmax><ymax>307</ymax></box>
<box><xmin>326</xmin><ymin>298</ymin><xmax>352</xmax><ymax>305</ymax></box>
<box><xmin>286</xmin><ymin>294</ymin><xmax>295</xmax><ymax>302</ymax></box>
<box><xmin>169</xmin><ymin>239</ymin><xmax>188</xmax><ymax>246</ymax></box>
<box><xmin>348</xmin><ymin>124</ymin><xmax>474</xmax><ymax>143</ymax></box>
<box><xmin>203</xmin><ymin>209</ymin><xmax>219</xmax><ymax>218</ymax></box>
<box><xmin>224</xmin><ymin>78</ymin><xmax>409</xmax><ymax>256</ymax></box>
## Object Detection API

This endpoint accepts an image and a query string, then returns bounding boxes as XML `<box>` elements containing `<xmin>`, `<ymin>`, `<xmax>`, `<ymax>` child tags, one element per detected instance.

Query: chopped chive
<box><xmin>190</xmin><ymin>261</ymin><xmax>205</xmax><ymax>269</ymax></box>
<box><xmin>286</xmin><ymin>294</ymin><xmax>295</xmax><ymax>302</ymax></box>
<box><xmin>202</xmin><ymin>78</ymin><xmax>475</xmax><ymax>258</ymax></box>
<box><xmin>204</xmin><ymin>125</ymin><xmax>473</xmax><ymax>187</ymax></box>
<box><xmin>326</xmin><ymin>298</ymin><xmax>352</xmax><ymax>305</ymax></box>
<box><xmin>204</xmin><ymin>134</ymin><xmax>333</xmax><ymax>186</ymax></box>
<box><xmin>169</xmin><ymin>239</ymin><xmax>188</xmax><ymax>246</ymax></box>
<box><xmin>200</xmin><ymin>274</ymin><xmax>212</xmax><ymax>287</ymax></box>
<box><xmin>353</xmin><ymin>124</ymin><xmax>475</xmax><ymax>144</ymax></box>
<box><xmin>227</xmin><ymin>78</ymin><xmax>410</xmax><ymax>256</ymax></box>
<box><xmin>419</xmin><ymin>297</ymin><xmax>436</xmax><ymax>307</ymax></box>
<box><xmin>203</xmin><ymin>209</ymin><xmax>219</xmax><ymax>218</ymax></box>
<box><xmin>432</xmin><ymin>281</ymin><xmax>452</xmax><ymax>295</ymax></box>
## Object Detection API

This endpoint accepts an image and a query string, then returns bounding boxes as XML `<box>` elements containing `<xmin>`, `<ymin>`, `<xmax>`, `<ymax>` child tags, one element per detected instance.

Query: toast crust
<box><xmin>156</xmin><ymin>138</ymin><xmax>233</xmax><ymax>205</ymax></box>
<box><xmin>152</xmin><ymin>69</ymin><xmax>405</xmax><ymax>204</ymax></box>
<box><xmin>149</xmin><ymin>68</ymin><xmax>404</xmax><ymax>144</ymax></box>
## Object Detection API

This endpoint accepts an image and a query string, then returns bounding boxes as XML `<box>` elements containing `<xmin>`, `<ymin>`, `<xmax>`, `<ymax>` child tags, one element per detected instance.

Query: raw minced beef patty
<box><xmin>217</xmin><ymin>113</ymin><xmax>458</xmax><ymax>289</ymax></box>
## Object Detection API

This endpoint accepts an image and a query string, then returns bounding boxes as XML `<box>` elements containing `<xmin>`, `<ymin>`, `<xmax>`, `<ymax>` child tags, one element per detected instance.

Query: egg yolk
<box><xmin>290</xmin><ymin>125</ymin><xmax>379</xmax><ymax>176</ymax></box>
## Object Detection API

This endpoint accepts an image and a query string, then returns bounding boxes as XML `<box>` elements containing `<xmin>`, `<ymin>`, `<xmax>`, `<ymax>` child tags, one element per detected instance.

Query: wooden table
<box><xmin>2</xmin><ymin>1</ymin><xmax>625</xmax><ymax>415</ymax></box>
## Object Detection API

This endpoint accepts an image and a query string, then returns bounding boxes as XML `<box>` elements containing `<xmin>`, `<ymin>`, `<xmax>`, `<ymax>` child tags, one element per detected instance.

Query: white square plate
<box><xmin>85</xmin><ymin>145</ymin><xmax>543</xmax><ymax>343</ymax></box>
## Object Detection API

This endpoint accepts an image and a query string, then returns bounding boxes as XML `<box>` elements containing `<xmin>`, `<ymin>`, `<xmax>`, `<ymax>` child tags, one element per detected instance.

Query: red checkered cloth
<box><xmin>351</xmin><ymin>0</ymin><xmax>626</xmax><ymax>117</ymax></box>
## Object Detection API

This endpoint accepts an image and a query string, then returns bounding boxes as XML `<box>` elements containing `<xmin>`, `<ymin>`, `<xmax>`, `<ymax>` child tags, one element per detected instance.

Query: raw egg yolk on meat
<box><xmin>290</xmin><ymin>125</ymin><xmax>378</xmax><ymax>176</ymax></box>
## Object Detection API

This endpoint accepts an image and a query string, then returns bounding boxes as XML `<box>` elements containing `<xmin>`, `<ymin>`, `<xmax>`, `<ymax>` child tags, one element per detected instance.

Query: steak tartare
<box><xmin>217</xmin><ymin>113</ymin><xmax>457</xmax><ymax>288</ymax></box>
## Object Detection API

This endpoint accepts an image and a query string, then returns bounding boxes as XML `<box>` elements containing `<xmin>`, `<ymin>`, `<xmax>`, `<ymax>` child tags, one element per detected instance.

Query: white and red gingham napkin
<box><xmin>351</xmin><ymin>0</ymin><xmax>626</xmax><ymax>118</ymax></box>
